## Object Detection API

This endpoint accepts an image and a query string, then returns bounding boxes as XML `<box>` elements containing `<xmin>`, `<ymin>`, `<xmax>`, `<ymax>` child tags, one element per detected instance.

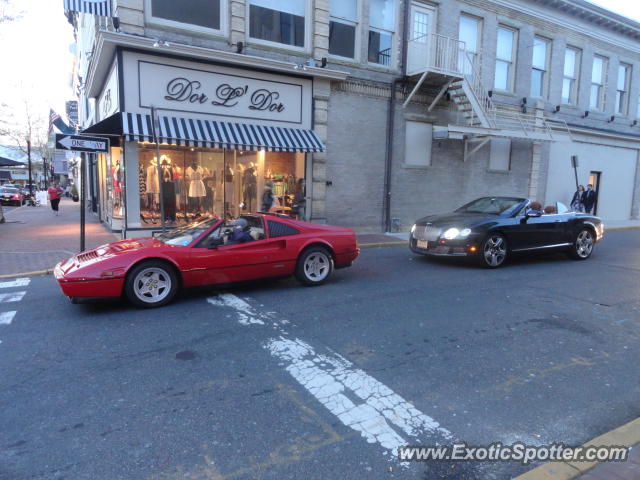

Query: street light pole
<box><xmin>27</xmin><ymin>139</ymin><xmax>33</xmax><ymax>200</ymax></box>
<box><xmin>43</xmin><ymin>158</ymin><xmax>48</xmax><ymax>188</ymax></box>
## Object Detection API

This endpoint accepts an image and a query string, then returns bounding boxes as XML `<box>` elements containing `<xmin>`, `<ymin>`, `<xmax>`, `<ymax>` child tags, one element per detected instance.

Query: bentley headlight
<box><xmin>443</xmin><ymin>227</ymin><xmax>472</xmax><ymax>240</ymax></box>
<box><xmin>443</xmin><ymin>228</ymin><xmax>460</xmax><ymax>240</ymax></box>
<box><xmin>411</xmin><ymin>224</ymin><xmax>416</xmax><ymax>234</ymax></box>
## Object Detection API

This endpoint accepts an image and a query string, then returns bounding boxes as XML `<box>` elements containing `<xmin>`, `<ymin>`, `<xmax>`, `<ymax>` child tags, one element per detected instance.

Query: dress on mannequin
<box><xmin>161</xmin><ymin>160</ymin><xmax>176</xmax><ymax>222</ymax></box>
<box><xmin>145</xmin><ymin>160</ymin><xmax>160</xmax><ymax>212</ymax></box>
<box><xmin>186</xmin><ymin>163</ymin><xmax>207</xmax><ymax>213</ymax></box>
<box><xmin>242</xmin><ymin>165</ymin><xmax>257</xmax><ymax>211</ymax></box>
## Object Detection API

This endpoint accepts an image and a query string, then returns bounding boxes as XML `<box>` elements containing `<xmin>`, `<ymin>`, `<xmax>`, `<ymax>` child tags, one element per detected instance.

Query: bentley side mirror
<box><xmin>525</xmin><ymin>210</ymin><xmax>543</xmax><ymax>218</ymax></box>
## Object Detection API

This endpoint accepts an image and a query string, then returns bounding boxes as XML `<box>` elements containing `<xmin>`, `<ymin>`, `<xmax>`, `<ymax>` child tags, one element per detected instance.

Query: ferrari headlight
<box><xmin>443</xmin><ymin>228</ymin><xmax>460</xmax><ymax>240</ymax></box>
<box><xmin>443</xmin><ymin>227</ymin><xmax>472</xmax><ymax>240</ymax></box>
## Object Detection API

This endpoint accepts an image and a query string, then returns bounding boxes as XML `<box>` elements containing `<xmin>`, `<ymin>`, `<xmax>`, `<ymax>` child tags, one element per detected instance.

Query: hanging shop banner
<box><xmin>63</xmin><ymin>0</ymin><xmax>112</xmax><ymax>17</ymax></box>
<box><xmin>137</xmin><ymin>60</ymin><xmax>307</xmax><ymax>125</ymax></box>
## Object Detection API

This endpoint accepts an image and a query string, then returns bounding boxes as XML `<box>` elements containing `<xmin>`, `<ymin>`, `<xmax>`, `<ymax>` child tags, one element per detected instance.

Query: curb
<box><xmin>515</xmin><ymin>417</ymin><xmax>640</xmax><ymax>480</ymax></box>
<box><xmin>607</xmin><ymin>226</ymin><xmax>640</xmax><ymax>231</ymax></box>
<box><xmin>358</xmin><ymin>241</ymin><xmax>406</xmax><ymax>249</ymax></box>
<box><xmin>0</xmin><ymin>269</ymin><xmax>53</xmax><ymax>280</ymax></box>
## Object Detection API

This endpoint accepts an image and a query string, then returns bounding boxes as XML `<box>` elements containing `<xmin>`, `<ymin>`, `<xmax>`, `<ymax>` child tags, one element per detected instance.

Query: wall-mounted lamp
<box><xmin>520</xmin><ymin>97</ymin><xmax>527</xmax><ymax>114</ymax></box>
<box><xmin>445</xmin><ymin>92</ymin><xmax>451</xmax><ymax>101</ymax></box>
<box><xmin>553</xmin><ymin>105</ymin><xmax>561</xmax><ymax>113</ymax></box>
<box><xmin>631</xmin><ymin>120</ymin><xmax>638</xmax><ymax>126</ymax></box>
<box><xmin>582</xmin><ymin>111</ymin><xmax>589</xmax><ymax>118</ymax></box>
<box><xmin>488</xmin><ymin>90</ymin><xmax>493</xmax><ymax>97</ymax></box>
<box><xmin>607</xmin><ymin>115</ymin><xmax>615</xmax><ymax>123</ymax></box>
<box><xmin>112</xmin><ymin>17</ymin><xmax>120</xmax><ymax>31</ymax></box>
<box><xmin>320</xmin><ymin>57</ymin><xmax>327</xmax><ymax>68</ymax></box>
<box><xmin>236</xmin><ymin>41</ymin><xmax>244</xmax><ymax>54</ymax></box>
<box><xmin>521</xmin><ymin>97</ymin><xmax>527</xmax><ymax>105</ymax></box>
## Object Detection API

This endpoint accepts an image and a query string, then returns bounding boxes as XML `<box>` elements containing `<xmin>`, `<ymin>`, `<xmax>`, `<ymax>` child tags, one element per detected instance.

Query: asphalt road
<box><xmin>1</xmin><ymin>230</ymin><xmax>640</xmax><ymax>480</ymax></box>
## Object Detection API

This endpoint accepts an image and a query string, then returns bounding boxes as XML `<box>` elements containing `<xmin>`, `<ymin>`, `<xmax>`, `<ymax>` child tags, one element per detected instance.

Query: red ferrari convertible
<box><xmin>54</xmin><ymin>214</ymin><xmax>359</xmax><ymax>308</ymax></box>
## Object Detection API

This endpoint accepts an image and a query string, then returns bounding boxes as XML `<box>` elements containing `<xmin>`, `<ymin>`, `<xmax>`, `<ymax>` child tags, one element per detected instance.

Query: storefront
<box><xmin>84</xmin><ymin>49</ymin><xmax>322</xmax><ymax>237</ymax></box>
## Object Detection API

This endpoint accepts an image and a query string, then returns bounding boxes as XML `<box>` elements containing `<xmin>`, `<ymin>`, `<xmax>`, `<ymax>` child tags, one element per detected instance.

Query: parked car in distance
<box><xmin>55</xmin><ymin>213</ymin><xmax>360</xmax><ymax>308</ymax></box>
<box><xmin>0</xmin><ymin>187</ymin><xmax>24</xmax><ymax>206</ymax></box>
<box><xmin>409</xmin><ymin>197</ymin><xmax>604</xmax><ymax>268</ymax></box>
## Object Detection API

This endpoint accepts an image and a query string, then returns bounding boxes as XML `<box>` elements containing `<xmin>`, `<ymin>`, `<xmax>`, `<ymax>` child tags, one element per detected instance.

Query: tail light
<box><xmin>12</xmin><ymin>194</ymin><xmax>20</xmax><ymax>199</ymax></box>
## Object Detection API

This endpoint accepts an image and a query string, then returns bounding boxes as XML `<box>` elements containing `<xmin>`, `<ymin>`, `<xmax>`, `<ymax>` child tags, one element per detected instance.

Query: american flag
<box><xmin>49</xmin><ymin>109</ymin><xmax>61</xmax><ymax>133</ymax></box>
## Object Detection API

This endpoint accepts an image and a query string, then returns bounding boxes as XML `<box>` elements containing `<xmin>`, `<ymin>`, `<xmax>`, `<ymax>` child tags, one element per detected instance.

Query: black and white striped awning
<box><xmin>116</xmin><ymin>113</ymin><xmax>324</xmax><ymax>153</ymax></box>
<box><xmin>63</xmin><ymin>0</ymin><xmax>112</xmax><ymax>17</ymax></box>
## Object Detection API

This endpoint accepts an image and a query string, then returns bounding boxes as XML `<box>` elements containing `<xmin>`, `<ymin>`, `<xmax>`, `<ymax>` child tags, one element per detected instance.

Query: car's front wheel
<box><xmin>568</xmin><ymin>228</ymin><xmax>594</xmax><ymax>260</ymax></box>
<box><xmin>125</xmin><ymin>260</ymin><xmax>178</xmax><ymax>308</ymax></box>
<box><xmin>295</xmin><ymin>246</ymin><xmax>334</xmax><ymax>286</ymax></box>
<box><xmin>481</xmin><ymin>233</ymin><xmax>508</xmax><ymax>268</ymax></box>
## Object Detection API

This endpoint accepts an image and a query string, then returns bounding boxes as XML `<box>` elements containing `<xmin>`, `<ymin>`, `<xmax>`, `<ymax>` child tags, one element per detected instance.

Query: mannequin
<box><xmin>242</xmin><ymin>161</ymin><xmax>257</xmax><ymax>211</ymax></box>
<box><xmin>186</xmin><ymin>159</ymin><xmax>206</xmax><ymax>213</ymax></box>
<box><xmin>202</xmin><ymin>169</ymin><xmax>217</xmax><ymax>213</ymax></box>
<box><xmin>112</xmin><ymin>160</ymin><xmax>123</xmax><ymax>215</ymax></box>
<box><xmin>145</xmin><ymin>157</ymin><xmax>160</xmax><ymax>213</ymax></box>
<box><xmin>172</xmin><ymin>162</ymin><xmax>182</xmax><ymax>212</ymax></box>
<box><xmin>161</xmin><ymin>158</ymin><xmax>176</xmax><ymax>222</ymax></box>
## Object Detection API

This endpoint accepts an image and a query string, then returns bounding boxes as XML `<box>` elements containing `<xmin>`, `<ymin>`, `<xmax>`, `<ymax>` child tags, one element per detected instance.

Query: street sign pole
<box><xmin>571</xmin><ymin>155</ymin><xmax>579</xmax><ymax>190</ymax></box>
<box><xmin>80</xmin><ymin>152</ymin><xmax>86</xmax><ymax>252</ymax></box>
<box><xmin>27</xmin><ymin>139</ymin><xmax>33</xmax><ymax>203</ymax></box>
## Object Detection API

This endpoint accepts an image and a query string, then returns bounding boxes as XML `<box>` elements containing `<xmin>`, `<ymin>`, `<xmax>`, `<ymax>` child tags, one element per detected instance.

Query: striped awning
<box><xmin>63</xmin><ymin>0</ymin><xmax>112</xmax><ymax>17</ymax></box>
<box><xmin>120</xmin><ymin>112</ymin><xmax>324</xmax><ymax>153</ymax></box>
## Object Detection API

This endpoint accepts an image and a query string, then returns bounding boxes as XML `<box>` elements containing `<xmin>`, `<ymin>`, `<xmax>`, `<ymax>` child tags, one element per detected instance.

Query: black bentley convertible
<box><xmin>409</xmin><ymin>197</ymin><xmax>604</xmax><ymax>268</ymax></box>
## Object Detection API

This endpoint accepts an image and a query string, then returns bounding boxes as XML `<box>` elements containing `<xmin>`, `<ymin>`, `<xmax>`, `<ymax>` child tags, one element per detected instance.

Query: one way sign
<box><xmin>55</xmin><ymin>134</ymin><xmax>110</xmax><ymax>154</ymax></box>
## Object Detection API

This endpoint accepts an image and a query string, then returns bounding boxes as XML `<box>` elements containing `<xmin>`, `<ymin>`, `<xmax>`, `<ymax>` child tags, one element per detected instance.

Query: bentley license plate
<box><xmin>417</xmin><ymin>240</ymin><xmax>429</xmax><ymax>249</ymax></box>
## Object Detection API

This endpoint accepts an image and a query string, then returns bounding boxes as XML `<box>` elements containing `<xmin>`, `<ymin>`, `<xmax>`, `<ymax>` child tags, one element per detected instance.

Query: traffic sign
<box><xmin>55</xmin><ymin>134</ymin><xmax>110</xmax><ymax>154</ymax></box>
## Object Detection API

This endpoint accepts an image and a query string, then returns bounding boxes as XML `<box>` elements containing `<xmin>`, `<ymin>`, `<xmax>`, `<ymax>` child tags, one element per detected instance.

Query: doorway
<box><xmin>407</xmin><ymin>3</ymin><xmax>436</xmax><ymax>75</ymax></box>
<box><xmin>588</xmin><ymin>171</ymin><xmax>602</xmax><ymax>215</ymax></box>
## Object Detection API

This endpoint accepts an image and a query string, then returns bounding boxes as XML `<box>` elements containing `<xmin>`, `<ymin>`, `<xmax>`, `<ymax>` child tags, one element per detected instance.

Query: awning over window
<box><xmin>83</xmin><ymin>112</ymin><xmax>325</xmax><ymax>153</ymax></box>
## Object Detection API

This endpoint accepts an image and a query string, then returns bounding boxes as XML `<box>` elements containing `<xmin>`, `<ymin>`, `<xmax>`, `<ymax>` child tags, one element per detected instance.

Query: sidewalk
<box><xmin>0</xmin><ymin>198</ymin><xmax>119</xmax><ymax>277</ymax></box>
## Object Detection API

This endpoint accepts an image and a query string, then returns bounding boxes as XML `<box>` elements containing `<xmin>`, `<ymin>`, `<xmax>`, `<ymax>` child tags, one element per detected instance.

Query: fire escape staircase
<box><xmin>403</xmin><ymin>34</ymin><xmax>572</xmax><ymax>156</ymax></box>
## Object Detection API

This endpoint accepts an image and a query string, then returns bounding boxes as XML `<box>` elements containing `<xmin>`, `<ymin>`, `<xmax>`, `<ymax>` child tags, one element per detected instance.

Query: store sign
<box><xmin>138</xmin><ymin>61</ymin><xmax>305</xmax><ymax>124</ymax></box>
<box><xmin>98</xmin><ymin>62</ymin><xmax>119</xmax><ymax>121</ymax></box>
<box><xmin>66</xmin><ymin>101</ymin><xmax>78</xmax><ymax>127</ymax></box>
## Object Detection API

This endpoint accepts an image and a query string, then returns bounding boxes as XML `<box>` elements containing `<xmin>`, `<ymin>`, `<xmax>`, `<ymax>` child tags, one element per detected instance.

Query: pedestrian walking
<box><xmin>48</xmin><ymin>184</ymin><xmax>63</xmax><ymax>215</ymax></box>
<box><xmin>582</xmin><ymin>184</ymin><xmax>596</xmax><ymax>214</ymax></box>
<box><xmin>293</xmin><ymin>178</ymin><xmax>306</xmax><ymax>220</ymax></box>
<box><xmin>570</xmin><ymin>185</ymin><xmax>585</xmax><ymax>212</ymax></box>
<box><xmin>261</xmin><ymin>180</ymin><xmax>275</xmax><ymax>212</ymax></box>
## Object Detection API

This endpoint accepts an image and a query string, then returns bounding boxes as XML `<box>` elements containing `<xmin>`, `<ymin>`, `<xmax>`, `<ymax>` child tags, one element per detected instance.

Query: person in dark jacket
<box><xmin>582</xmin><ymin>184</ymin><xmax>596</xmax><ymax>214</ymax></box>
<box><xmin>570</xmin><ymin>185</ymin><xmax>585</xmax><ymax>212</ymax></box>
<box><xmin>261</xmin><ymin>180</ymin><xmax>274</xmax><ymax>212</ymax></box>
<box><xmin>293</xmin><ymin>178</ymin><xmax>306</xmax><ymax>220</ymax></box>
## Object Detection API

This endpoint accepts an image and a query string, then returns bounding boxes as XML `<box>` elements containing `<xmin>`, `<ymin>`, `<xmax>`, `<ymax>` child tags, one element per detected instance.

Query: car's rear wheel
<box><xmin>125</xmin><ymin>261</ymin><xmax>178</xmax><ymax>308</ymax></box>
<box><xmin>481</xmin><ymin>233</ymin><xmax>508</xmax><ymax>268</ymax></box>
<box><xmin>295</xmin><ymin>246</ymin><xmax>334</xmax><ymax>286</ymax></box>
<box><xmin>568</xmin><ymin>228</ymin><xmax>594</xmax><ymax>260</ymax></box>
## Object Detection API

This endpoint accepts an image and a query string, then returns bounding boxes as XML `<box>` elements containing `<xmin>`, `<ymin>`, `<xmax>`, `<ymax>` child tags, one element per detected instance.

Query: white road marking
<box><xmin>266</xmin><ymin>337</ymin><xmax>451</xmax><ymax>457</ymax></box>
<box><xmin>0</xmin><ymin>291</ymin><xmax>26</xmax><ymax>303</ymax></box>
<box><xmin>0</xmin><ymin>278</ymin><xmax>30</xmax><ymax>289</ymax></box>
<box><xmin>0</xmin><ymin>311</ymin><xmax>16</xmax><ymax>325</ymax></box>
<box><xmin>208</xmin><ymin>292</ymin><xmax>452</xmax><ymax>461</ymax></box>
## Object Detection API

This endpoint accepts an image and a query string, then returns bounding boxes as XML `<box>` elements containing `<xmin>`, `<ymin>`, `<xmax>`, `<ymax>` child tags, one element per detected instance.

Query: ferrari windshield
<box><xmin>156</xmin><ymin>217</ymin><xmax>219</xmax><ymax>246</ymax></box>
<box><xmin>455</xmin><ymin>197</ymin><xmax>526</xmax><ymax>216</ymax></box>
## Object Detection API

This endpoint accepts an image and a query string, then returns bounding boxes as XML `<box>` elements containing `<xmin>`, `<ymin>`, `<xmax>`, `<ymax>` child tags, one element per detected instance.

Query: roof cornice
<box><xmin>86</xmin><ymin>31</ymin><xmax>349</xmax><ymax>98</ymax></box>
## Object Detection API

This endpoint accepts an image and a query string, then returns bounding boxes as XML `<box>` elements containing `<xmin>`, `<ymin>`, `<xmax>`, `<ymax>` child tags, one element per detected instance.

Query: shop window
<box><xmin>267</xmin><ymin>220</ymin><xmax>300</xmax><ymax>238</ymax></box>
<box><xmin>489</xmin><ymin>138</ymin><xmax>511</xmax><ymax>171</ymax></box>
<box><xmin>249</xmin><ymin>0</ymin><xmax>306</xmax><ymax>48</ymax></box>
<box><xmin>329</xmin><ymin>0</ymin><xmax>358</xmax><ymax>59</ymax></box>
<box><xmin>368</xmin><ymin>0</ymin><xmax>395</xmax><ymax>66</ymax></box>
<box><xmin>137</xmin><ymin>147</ymin><xmax>305</xmax><ymax>227</ymax></box>
<box><xmin>404</xmin><ymin>121</ymin><xmax>432</xmax><ymax>167</ymax></box>
<box><xmin>148</xmin><ymin>0</ymin><xmax>223</xmax><ymax>32</ymax></box>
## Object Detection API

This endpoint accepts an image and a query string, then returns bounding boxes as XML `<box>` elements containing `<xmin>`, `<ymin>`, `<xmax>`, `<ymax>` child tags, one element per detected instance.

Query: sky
<box><xmin>0</xmin><ymin>0</ymin><xmax>638</xmax><ymax>148</ymax></box>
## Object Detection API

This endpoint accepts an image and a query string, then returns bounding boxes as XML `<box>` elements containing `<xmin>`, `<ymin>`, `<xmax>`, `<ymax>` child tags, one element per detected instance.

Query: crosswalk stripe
<box><xmin>0</xmin><ymin>311</ymin><xmax>16</xmax><ymax>325</ymax></box>
<box><xmin>0</xmin><ymin>292</ymin><xmax>26</xmax><ymax>303</ymax></box>
<box><xmin>0</xmin><ymin>278</ymin><xmax>30</xmax><ymax>289</ymax></box>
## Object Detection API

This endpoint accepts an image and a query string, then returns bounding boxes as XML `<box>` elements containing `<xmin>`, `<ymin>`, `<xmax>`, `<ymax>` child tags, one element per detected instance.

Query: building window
<box><xmin>458</xmin><ymin>14</ymin><xmax>481</xmax><ymax>74</ymax></box>
<box><xmin>149</xmin><ymin>0</ymin><xmax>222</xmax><ymax>31</ymax></box>
<box><xmin>329</xmin><ymin>0</ymin><xmax>357</xmax><ymax>59</ymax></box>
<box><xmin>489</xmin><ymin>138</ymin><xmax>511</xmax><ymax>171</ymax></box>
<box><xmin>616</xmin><ymin>63</ymin><xmax>631</xmax><ymax>115</ymax></box>
<box><xmin>368</xmin><ymin>0</ymin><xmax>395</xmax><ymax>66</ymax></box>
<box><xmin>249</xmin><ymin>0</ymin><xmax>306</xmax><ymax>48</ymax></box>
<box><xmin>590</xmin><ymin>55</ymin><xmax>607</xmax><ymax>110</ymax></box>
<box><xmin>404</xmin><ymin>121</ymin><xmax>432</xmax><ymax>167</ymax></box>
<box><xmin>531</xmin><ymin>36</ymin><xmax>550</xmax><ymax>98</ymax></box>
<box><xmin>562</xmin><ymin>47</ymin><xmax>580</xmax><ymax>104</ymax></box>
<box><xmin>494</xmin><ymin>26</ymin><xmax>517</xmax><ymax>91</ymax></box>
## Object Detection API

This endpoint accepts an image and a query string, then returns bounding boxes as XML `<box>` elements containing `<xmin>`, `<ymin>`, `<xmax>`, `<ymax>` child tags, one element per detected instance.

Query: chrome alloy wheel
<box><xmin>575</xmin><ymin>230</ymin><xmax>594</xmax><ymax>258</ymax></box>
<box><xmin>483</xmin><ymin>235</ymin><xmax>507</xmax><ymax>267</ymax></box>
<box><xmin>132</xmin><ymin>267</ymin><xmax>172</xmax><ymax>304</ymax></box>
<box><xmin>303</xmin><ymin>252</ymin><xmax>331</xmax><ymax>282</ymax></box>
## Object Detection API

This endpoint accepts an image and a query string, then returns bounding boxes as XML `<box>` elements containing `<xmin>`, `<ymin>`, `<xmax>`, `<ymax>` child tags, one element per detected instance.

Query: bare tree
<box><xmin>0</xmin><ymin>0</ymin><xmax>22</xmax><ymax>23</ymax></box>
